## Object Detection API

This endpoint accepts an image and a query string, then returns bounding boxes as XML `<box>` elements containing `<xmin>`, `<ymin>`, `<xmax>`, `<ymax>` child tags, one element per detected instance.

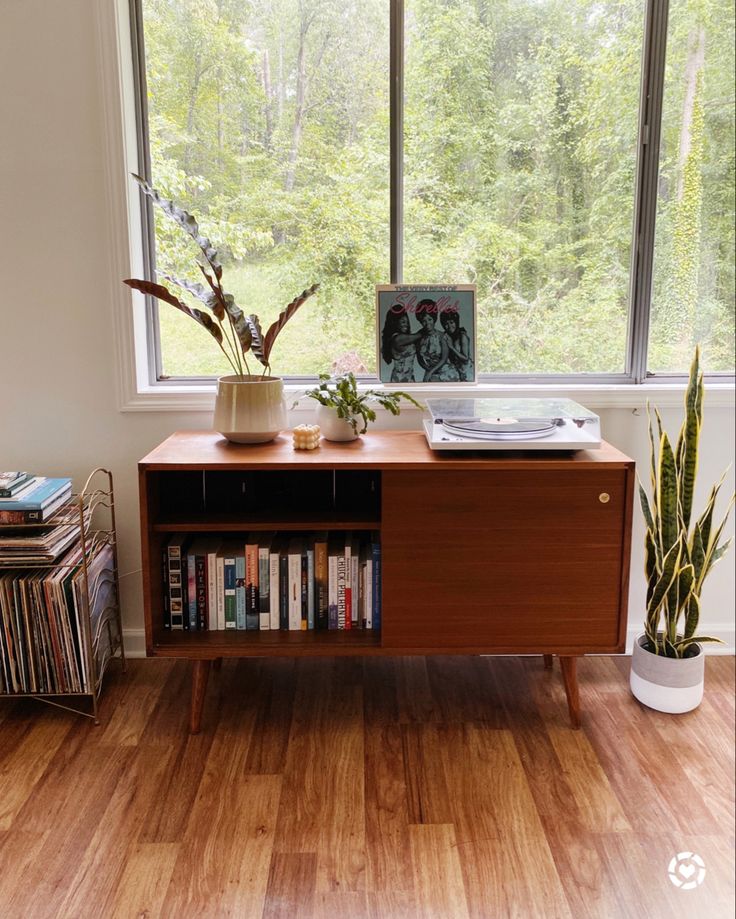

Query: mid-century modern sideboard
<box><xmin>138</xmin><ymin>431</ymin><xmax>635</xmax><ymax>733</ymax></box>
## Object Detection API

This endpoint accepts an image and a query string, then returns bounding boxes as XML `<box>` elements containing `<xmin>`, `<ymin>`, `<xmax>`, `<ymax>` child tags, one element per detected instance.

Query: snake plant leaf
<box><xmin>646</xmin><ymin>537</ymin><xmax>682</xmax><ymax>621</ymax></box>
<box><xmin>679</xmin><ymin>352</ymin><xmax>701</xmax><ymax>529</ymax></box>
<box><xmin>123</xmin><ymin>278</ymin><xmax>223</xmax><ymax>344</ymax></box>
<box><xmin>689</xmin><ymin>523</ymin><xmax>706</xmax><ymax>583</ymax></box>
<box><xmin>262</xmin><ymin>283</ymin><xmax>320</xmax><ymax>366</ymax></box>
<box><xmin>132</xmin><ymin>174</ymin><xmax>223</xmax><ymax>279</ymax></box>
<box><xmin>674</xmin><ymin>635</ymin><xmax>723</xmax><ymax>656</ymax></box>
<box><xmin>639</xmin><ymin>481</ymin><xmax>655</xmax><ymax>534</ymax></box>
<box><xmin>657</xmin><ymin>432</ymin><xmax>678</xmax><ymax>555</ymax></box>
<box><xmin>645</xmin><ymin>403</ymin><xmax>658</xmax><ymax>510</ymax></box>
<box><xmin>683</xmin><ymin>592</ymin><xmax>700</xmax><ymax>640</ymax></box>
<box><xmin>245</xmin><ymin>315</ymin><xmax>267</xmax><ymax>367</ymax></box>
<box><xmin>644</xmin><ymin>528</ymin><xmax>658</xmax><ymax>604</ymax></box>
<box><xmin>712</xmin><ymin>537</ymin><xmax>733</xmax><ymax>564</ymax></box>
<box><xmin>699</xmin><ymin>495</ymin><xmax>736</xmax><ymax>586</ymax></box>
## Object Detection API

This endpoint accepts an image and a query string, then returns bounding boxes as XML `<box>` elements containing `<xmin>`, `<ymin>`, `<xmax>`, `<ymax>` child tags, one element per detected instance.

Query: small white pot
<box><xmin>213</xmin><ymin>375</ymin><xmax>287</xmax><ymax>444</ymax></box>
<box><xmin>315</xmin><ymin>403</ymin><xmax>360</xmax><ymax>442</ymax></box>
<box><xmin>630</xmin><ymin>634</ymin><xmax>704</xmax><ymax>713</ymax></box>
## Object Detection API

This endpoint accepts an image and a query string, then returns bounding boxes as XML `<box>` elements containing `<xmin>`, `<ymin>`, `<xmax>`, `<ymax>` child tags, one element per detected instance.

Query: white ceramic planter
<box><xmin>630</xmin><ymin>634</ymin><xmax>704</xmax><ymax>713</ymax></box>
<box><xmin>213</xmin><ymin>375</ymin><xmax>287</xmax><ymax>444</ymax></box>
<box><xmin>315</xmin><ymin>404</ymin><xmax>360</xmax><ymax>442</ymax></box>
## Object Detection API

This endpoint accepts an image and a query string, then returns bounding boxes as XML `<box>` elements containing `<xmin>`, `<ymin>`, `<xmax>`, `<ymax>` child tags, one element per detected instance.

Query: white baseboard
<box><xmin>122</xmin><ymin>625</ymin><xmax>735</xmax><ymax>659</ymax></box>
<box><xmin>122</xmin><ymin>628</ymin><xmax>146</xmax><ymax>658</ymax></box>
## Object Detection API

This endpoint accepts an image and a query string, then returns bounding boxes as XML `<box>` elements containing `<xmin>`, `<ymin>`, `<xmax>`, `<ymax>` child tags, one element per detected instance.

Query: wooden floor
<box><xmin>0</xmin><ymin>655</ymin><xmax>733</xmax><ymax>919</ymax></box>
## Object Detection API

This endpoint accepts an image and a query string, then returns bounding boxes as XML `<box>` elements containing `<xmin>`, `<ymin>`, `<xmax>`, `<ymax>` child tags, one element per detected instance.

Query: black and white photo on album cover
<box><xmin>376</xmin><ymin>285</ymin><xmax>476</xmax><ymax>384</ymax></box>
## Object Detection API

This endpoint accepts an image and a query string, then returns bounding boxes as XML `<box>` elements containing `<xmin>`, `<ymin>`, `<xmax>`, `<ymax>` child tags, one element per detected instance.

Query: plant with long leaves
<box><xmin>299</xmin><ymin>372</ymin><xmax>423</xmax><ymax>434</ymax></box>
<box><xmin>639</xmin><ymin>347</ymin><xmax>734</xmax><ymax>658</ymax></box>
<box><xmin>123</xmin><ymin>175</ymin><xmax>319</xmax><ymax>378</ymax></box>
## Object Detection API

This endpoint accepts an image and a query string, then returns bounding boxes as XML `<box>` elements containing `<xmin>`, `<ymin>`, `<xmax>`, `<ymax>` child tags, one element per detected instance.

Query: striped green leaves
<box><xmin>639</xmin><ymin>346</ymin><xmax>734</xmax><ymax>659</ymax></box>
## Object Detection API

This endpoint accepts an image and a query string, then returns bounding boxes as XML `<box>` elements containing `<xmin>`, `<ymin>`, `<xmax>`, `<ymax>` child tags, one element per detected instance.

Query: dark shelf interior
<box><xmin>156</xmin><ymin>469</ymin><xmax>381</xmax><ymax>524</ymax></box>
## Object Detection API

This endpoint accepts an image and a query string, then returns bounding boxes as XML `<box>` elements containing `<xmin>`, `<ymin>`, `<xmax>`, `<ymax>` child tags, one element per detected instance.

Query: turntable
<box><xmin>423</xmin><ymin>398</ymin><xmax>601</xmax><ymax>451</ymax></box>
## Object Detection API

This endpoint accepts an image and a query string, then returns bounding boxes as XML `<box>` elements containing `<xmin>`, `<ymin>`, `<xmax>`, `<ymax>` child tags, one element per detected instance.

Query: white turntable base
<box><xmin>422</xmin><ymin>419</ymin><xmax>601</xmax><ymax>451</ymax></box>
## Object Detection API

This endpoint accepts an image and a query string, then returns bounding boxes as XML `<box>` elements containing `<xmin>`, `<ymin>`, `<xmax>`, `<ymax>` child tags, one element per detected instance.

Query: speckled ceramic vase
<box><xmin>213</xmin><ymin>375</ymin><xmax>287</xmax><ymax>444</ymax></box>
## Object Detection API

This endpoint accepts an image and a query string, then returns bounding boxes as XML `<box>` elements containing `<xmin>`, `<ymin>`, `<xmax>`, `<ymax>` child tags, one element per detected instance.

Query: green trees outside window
<box><xmin>137</xmin><ymin>0</ymin><xmax>735</xmax><ymax>379</ymax></box>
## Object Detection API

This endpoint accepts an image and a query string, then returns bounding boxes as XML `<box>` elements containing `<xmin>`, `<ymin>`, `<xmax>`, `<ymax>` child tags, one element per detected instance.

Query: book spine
<box><xmin>307</xmin><ymin>548</ymin><xmax>315</xmax><ymax>630</ymax></box>
<box><xmin>195</xmin><ymin>556</ymin><xmax>207</xmax><ymax>631</ymax></box>
<box><xmin>269</xmin><ymin>550</ymin><xmax>280</xmax><ymax>631</ymax></box>
<box><xmin>351</xmin><ymin>549</ymin><xmax>359</xmax><ymax>627</ymax></box>
<box><xmin>224</xmin><ymin>556</ymin><xmax>237</xmax><ymax>629</ymax></box>
<box><xmin>365</xmin><ymin>559</ymin><xmax>373</xmax><ymax>630</ymax></box>
<box><xmin>0</xmin><ymin>508</ymin><xmax>51</xmax><ymax>524</ymax></box>
<box><xmin>315</xmin><ymin>541</ymin><xmax>328</xmax><ymax>630</ymax></box>
<box><xmin>359</xmin><ymin>562</ymin><xmax>365</xmax><ymax>629</ymax></box>
<box><xmin>246</xmin><ymin>545</ymin><xmax>259</xmax><ymax>630</ymax></box>
<box><xmin>181</xmin><ymin>556</ymin><xmax>190</xmax><ymax>630</ymax></box>
<box><xmin>216</xmin><ymin>556</ymin><xmax>225</xmax><ymax>630</ymax></box>
<box><xmin>372</xmin><ymin>541</ymin><xmax>381</xmax><ymax>631</ymax></box>
<box><xmin>236</xmin><ymin>554</ymin><xmax>247</xmax><ymax>630</ymax></box>
<box><xmin>187</xmin><ymin>552</ymin><xmax>197</xmax><ymax>631</ymax></box>
<box><xmin>300</xmin><ymin>551</ymin><xmax>308</xmax><ymax>631</ymax></box>
<box><xmin>167</xmin><ymin>542</ymin><xmax>184</xmax><ymax>631</ymax></box>
<box><xmin>288</xmin><ymin>552</ymin><xmax>301</xmax><ymax>631</ymax></box>
<box><xmin>279</xmin><ymin>554</ymin><xmax>289</xmax><ymax>630</ymax></box>
<box><xmin>328</xmin><ymin>553</ymin><xmax>338</xmax><ymax>630</ymax></box>
<box><xmin>259</xmin><ymin>547</ymin><xmax>270</xmax><ymax>631</ymax></box>
<box><xmin>162</xmin><ymin>548</ymin><xmax>170</xmax><ymax>630</ymax></box>
<box><xmin>206</xmin><ymin>551</ymin><xmax>218</xmax><ymax>631</ymax></box>
<box><xmin>337</xmin><ymin>554</ymin><xmax>346</xmax><ymax>630</ymax></box>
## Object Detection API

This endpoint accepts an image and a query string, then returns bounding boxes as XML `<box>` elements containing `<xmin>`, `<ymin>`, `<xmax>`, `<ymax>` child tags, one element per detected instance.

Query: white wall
<box><xmin>1</xmin><ymin>0</ymin><xmax>733</xmax><ymax>655</ymax></box>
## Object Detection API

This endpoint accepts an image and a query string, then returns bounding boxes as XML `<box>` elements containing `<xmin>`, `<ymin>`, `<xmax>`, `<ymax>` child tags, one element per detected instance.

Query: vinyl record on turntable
<box><xmin>442</xmin><ymin>417</ymin><xmax>557</xmax><ymax>440</ymax></box>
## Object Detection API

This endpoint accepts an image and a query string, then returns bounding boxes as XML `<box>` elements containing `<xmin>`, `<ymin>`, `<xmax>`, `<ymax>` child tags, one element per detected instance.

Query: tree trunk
<box><xmin>284</xmin><ymin>15</ymin><xmax>310</xmax><ymax>193</ymax></box>
<box><xmin>677</xmin><ymin>27</ymin><xmax>706</xmax><ymax>201</ymax></box>
<box><xmin>184</xmin><ymin>57</ymin><xmax>203</xmax><ymax>175</ymax></box>
<box><xmin>261</xmin><ymin>48</ymin><xmax>274</xmax><ymax>151</ymax></box>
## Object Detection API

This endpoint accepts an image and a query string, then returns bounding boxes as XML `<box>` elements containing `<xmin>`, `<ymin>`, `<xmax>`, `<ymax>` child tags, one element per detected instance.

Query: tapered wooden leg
<box><xmin>543</xmin><ymin>654</ymin><xmax>554</xmax><ymax>670</ymax></box>
<box><xmin>189</xmin><ymin>659</ymin><xmax>212</xmax><ymax>735</ymax></box>
<box><xmin>559</xmin><ymin>656</ymin><xmax>581</xmax><ymax>729</ymax></box>
<box><xmin>213</xmin><ymin>657</ymin><xmax>223</xmax><ymax>672</ymax></box>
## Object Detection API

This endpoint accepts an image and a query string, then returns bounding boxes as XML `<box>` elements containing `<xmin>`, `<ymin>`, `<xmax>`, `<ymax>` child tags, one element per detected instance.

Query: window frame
<box><xmin>125</xmin><ymin>0</ymin><xmax>734</xmax><ymax>390</ymax></box>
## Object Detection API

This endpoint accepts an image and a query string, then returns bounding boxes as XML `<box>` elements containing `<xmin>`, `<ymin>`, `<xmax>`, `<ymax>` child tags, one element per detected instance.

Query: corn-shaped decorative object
<box><xmin>292</xmin><ymin>424</ymin><xmax>321</xmax><ymax>450</ymax></box>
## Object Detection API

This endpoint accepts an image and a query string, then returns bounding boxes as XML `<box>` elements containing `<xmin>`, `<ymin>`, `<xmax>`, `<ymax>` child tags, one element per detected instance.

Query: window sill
<box><xmin>119</xmin><ymin>379</ymin><xmax>736</xmax><ymax>413</ymax></box>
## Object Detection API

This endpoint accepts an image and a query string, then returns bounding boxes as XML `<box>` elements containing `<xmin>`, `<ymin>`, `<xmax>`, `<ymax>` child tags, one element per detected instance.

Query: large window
<box><xmin>132</xmin><ymin>0</ymin><xmax>735</xmax><ymax>382</ymax></box>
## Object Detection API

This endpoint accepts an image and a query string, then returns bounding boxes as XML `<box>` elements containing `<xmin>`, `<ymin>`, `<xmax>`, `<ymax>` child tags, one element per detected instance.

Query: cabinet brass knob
<box><xmin>599</xmin><ymin>493</ymin><xmax>610</xmax><ymax>504</ymax></box>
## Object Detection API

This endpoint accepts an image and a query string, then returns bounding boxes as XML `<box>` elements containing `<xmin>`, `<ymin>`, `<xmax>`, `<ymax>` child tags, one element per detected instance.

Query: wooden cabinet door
<box><xmin>381</xmin><ymin>468</ymin><xmax>630</xmax><ymax>653</ymax></box>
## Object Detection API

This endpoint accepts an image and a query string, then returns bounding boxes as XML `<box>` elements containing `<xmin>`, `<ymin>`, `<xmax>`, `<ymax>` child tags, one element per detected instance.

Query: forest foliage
<box><xmin>141</xmin><ymin>0</ymin><xmax>735</xmax><ymax>377</ymax></box>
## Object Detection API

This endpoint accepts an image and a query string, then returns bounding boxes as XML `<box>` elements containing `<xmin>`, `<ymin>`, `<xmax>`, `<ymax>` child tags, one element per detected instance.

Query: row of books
<box><xmin>0</xmin><ymin>472</ymin><xmax>73</xmax><ymax>524</ymax></box>
<box><xmin>163</xmin><ymin>531</ymin><xmax>382</xmax><ymax>632</ymax></box>
<box><xmin>0</xmin><ymin>543</ymin><xmax>115</xmax><ymax>694</ymax></box>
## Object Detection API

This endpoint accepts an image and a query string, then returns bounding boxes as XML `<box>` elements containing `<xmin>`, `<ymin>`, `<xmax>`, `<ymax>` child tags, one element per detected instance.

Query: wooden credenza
<box><xmin>139</xmin><ymin>431</ymin><xmax>634</xmax><ymax>732</ymax></box>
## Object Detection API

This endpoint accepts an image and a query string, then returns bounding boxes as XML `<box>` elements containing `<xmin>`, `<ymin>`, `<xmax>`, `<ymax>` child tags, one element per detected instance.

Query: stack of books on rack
<box><xmin>0</xmin><ymin>474</ymin><xmax>77</xmax><ymax>567</ymax></box>
<box><xmin>0</xmin><ymin>473</ymin><xmax>73</xmax><ymax>524</ymax></box>
<box><xmin>162</xmin><ymin>531</ymin><xmax>381</xmax><ymax>633</ymax></box>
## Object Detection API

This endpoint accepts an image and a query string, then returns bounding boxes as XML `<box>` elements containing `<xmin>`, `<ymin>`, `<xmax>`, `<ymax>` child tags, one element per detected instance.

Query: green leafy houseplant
<box><xmin>301</xmin><ymin>372</ymin><xmax>422</xmax><ymax>435</ymax></box>
<box><xmin>123</xmin><ymin>175</ymin><xmax>319</xmax><ymax>378</ymax></box>
<box><xmin>638</xmin><ymin>347</ymin><xmax>734</xmax><ymax>658</ymax></box>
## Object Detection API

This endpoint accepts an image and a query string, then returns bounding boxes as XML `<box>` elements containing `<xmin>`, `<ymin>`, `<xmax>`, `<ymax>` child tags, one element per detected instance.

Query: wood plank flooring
<box><xmin>0</xmin><ymin>655</ymin><xmax>733</xmax><ymax>919</ymax></box>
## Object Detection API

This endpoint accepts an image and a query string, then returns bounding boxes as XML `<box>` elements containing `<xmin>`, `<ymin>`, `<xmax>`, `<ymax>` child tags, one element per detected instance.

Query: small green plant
<box><xmin>123</xmin><ymin>175</ymin><xmax>318</xmax><ymax>378</ymax></box>
<box><xmin>639</xmin><ymin>346</ymin><xmax>734</xmax><ymax>658</ymax></box>
<box><xmin>300</xmin><ymin>372</ymin><xmax>422</xmax><ymax>434</ymax></box>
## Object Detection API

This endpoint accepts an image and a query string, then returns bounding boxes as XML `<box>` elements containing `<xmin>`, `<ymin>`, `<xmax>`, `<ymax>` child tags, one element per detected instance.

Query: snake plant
<box><xmin>639</xmin><ymin>346</ymin><xmax>734</xmax><ymax>657</ymax></box>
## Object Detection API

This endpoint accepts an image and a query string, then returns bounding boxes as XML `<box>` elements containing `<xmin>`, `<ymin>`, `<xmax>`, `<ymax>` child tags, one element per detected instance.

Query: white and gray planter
<box><xmin>630</xmin><ymin>634</ymin><xmax>704</xmax><ymax>713</ymax></box>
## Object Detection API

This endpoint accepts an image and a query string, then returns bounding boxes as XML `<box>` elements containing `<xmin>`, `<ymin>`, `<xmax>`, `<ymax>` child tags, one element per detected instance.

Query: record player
<box><xmin>423</xmin><ymin>398</ymin><xmax>601</xmax><ymax>451</ymax></box>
